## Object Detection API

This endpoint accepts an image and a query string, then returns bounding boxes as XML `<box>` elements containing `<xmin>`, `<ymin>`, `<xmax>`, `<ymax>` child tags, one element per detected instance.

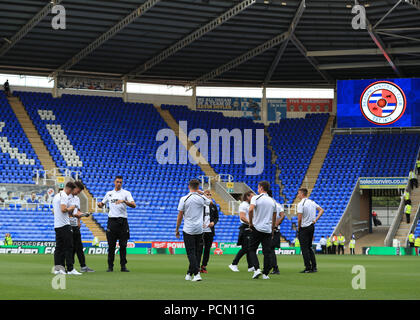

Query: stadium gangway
<box><xmin>385</xmin><ymin>145</ymin><xmax>420</xmax><ymax>246</ymax></box>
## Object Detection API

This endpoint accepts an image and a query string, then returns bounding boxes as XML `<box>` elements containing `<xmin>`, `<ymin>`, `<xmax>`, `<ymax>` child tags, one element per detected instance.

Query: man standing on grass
<box><xmin>53</xmin><ymin>182</ymin><xmax>81</xmax><ymax>275</ymax></box>
<box><xmin>269</xmin><ymin>199</ymin><xmax>285</xmax><ymax>275</ymax></box>
<box><xmin>247</xmin><ymin>181</ymin><xmax>277</xmax><ymax>280</ymax></box>
<box><xmin>198</xmin><ymin>189</ymin><xmax>219</xmax><ymax>274</ymax></box>
<box><xmin>297</xmin><ymin>188</ymin><xmax>324</xmax><ymax>273</ymax></box>
<box><xmin>176</xmin><ymin>179</ymin><xmax>211</xmax><ymax>282</ymax></box>
<box><xmin>69</xmin><ymin>181</ymin><xmax>95</xmax><ymax>273</ymax></box>
<box><xmin>97</xmin><ymin>176</ymin><xmax>136</xmax><ymax>272</ymax></box>
<box><xmin>229</xmin><ymin>191</ymin><xmax>255</xmax><ymax>273</ymax></box>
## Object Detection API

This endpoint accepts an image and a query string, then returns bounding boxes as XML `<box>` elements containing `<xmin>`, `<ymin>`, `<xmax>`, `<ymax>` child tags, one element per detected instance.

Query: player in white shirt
<box><xmin>176</xmin><ymin>179</ymin><xmax>211</xmax><ymax>282</ymax></box>
<box><xmin>69</xmin><ymin>181</ymin><xmax>94</xmax><ymax>273</ymax></box>
<box><xmin>248</xmin><ymin>181</ymin><xmax>277</xmax><ymax>280</ymax></box>
<box><xmin>52</xmin><ymin>182</ymin><xmax>81</xmax><ymax>275</ymax></box>
<box><xmin>268</xmin><ymin>192</ymin><xmax>285</xmax><ymax>275</ymax></box>
<box><xmin>229</xmin><ymin>191</ymin><xmax>255</xmax><ymax>272</ymax></box>
<box><xmin>297</xmin><ymin>188</ymin><xmax>324</xmax><ymax>273</ymax></box>
<box><xmin>319</xmin><ymin>236</ymin><xmax>327</xmax><ymax>254</ymax></box>
<box><xmin>97</xmin><ymin>176</ymin><xmax>136</xmax><ymax>272</ymax></box>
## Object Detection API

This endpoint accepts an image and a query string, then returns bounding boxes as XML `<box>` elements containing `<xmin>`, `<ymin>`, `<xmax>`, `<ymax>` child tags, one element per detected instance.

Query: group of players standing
<box><xmin>177</xmin><ymin>179</ymin><xmax>325</xmax><ymax>281</ymax></box>
<box><xmin>53</xmin><ymin>176</ymin><xmax>325</xmax><ymax>280</ymax></box>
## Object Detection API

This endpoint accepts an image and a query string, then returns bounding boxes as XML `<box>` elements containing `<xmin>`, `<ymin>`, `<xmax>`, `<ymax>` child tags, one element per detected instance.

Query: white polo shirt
<box><xmin>53</xmin><ymin>190</ymin><xmax>71</xmax><ymax>228</ymax></box>
<box><xmin>203</xmin><ymin>205</ymin><xmax>211</xmax><ymax>233</ymax></box>
<box><xmin>69</xmin><ymin>195</ymin><xmax>80</xmax><ymax>227</ymax></box>
<box><xmin>297</xmin><ymin>198</ymin><xmax>319</xmax><ymax>228</ymax></box>
<box><xmin>250</xmin><ymin>193</ymin><xmax>276</xmax><ymax>234</ymax></box>
<box><xmin>319</xmin><ymin>237</ymin><xmax>327</xmax><ymax>246</ymax></box>
<box><xmin>178</xmin><ymin>192</ymin><xmax>211</xmax><ymax>235</ymax></box>
<box><xmin>274</xmin><ymin>202</ymin><xmax>284</xmax><ymax>231</ymax></box>
<box><xmin>238</xmin><ymin>201</ymin><xmax>250</xmax><ymax>225</ymax></box>
<box><xmin>102</xmin><ymin>188</ymin><xmax>134</xmax><ymax>218</ymax></box>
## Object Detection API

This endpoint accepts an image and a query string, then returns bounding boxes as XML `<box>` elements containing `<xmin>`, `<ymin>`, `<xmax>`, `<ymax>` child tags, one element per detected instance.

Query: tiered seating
<box><xmin>267</xmin><ymin>113</ymin><xmax>329</xmax><ymax>204</ymax></box>
<box><xmin>306</xmin><ymin>133</ymin><xmax>420</xmax><ymax>242</ymax></box>
<box><xmin>163</xmin><ymin>104</ymin><xmax>280</xmax><ymax>200</ymax></box>
<box><xmin>415</xmin><ymin>221</ymin><xmax>420</xmax><ymax>238</ymax></box>
<box><xmin>93</xmin><ymin>208</ymin><xmax>239</xmax><ymax>242</ymax></box>
<box><xmin>0</xmin><ymin>91</ymin><xmax>41</xmax><ymax>183</ymax></box>
<box><xmin>0</xmin><ymin>207</ymin><xmax>92</xmax><ymax>241</ymax></box>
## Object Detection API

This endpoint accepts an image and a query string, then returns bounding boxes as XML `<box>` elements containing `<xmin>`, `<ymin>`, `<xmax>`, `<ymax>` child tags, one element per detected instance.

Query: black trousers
<box><xmin>54</xmin><ymin>225</ymin><xmax>74</xmax><ymax>271</ymax></box>
<box><xmin>332</xmin><ymin>245</ymin><xmax>337</xmax><ymax>254</ymax></box>
<box><xmin>321</xmin><ymin>245</ymin><xmax>326</xmax><ymax>254</ymax></box>
<box><xmin>338</xmin><ymin>244</ymin><xmax>345</xmax><ymax>255</ymax></box>
<box><xmin>270</xmin><ymin>231</ymin><xmax>281</xmax><ymax>270</ymax></box>
<box><xmin>327</xmin><ymin>246</ymin><xmax>331</xmax><ymax>254</ymax></box>
<box><xmin>350</xmin><ymin>248</ymin><xmax>355</xmax><ymax>255</ymax></box>
<box><xmin>298</xmin><ymin>224</ymin><xmax>316</xmax><ymax>271</ymax></box>
<box><xmin>232</xmin><ymin>226</ymin><xmax>252</xmax><ymax>268</ymax></box>
<box><xmin>106</xmin><ymin>217</ymin><xmax>129</xmax><ymax>268</ymax></box>
<box><xmin>406</xmin><ymin>214</ymin><xmax>411</xmax><ymax>224</ymax></box>
<box><xmin>183</xmin><ymin>232</ymin><xmax>202</xmax><ymax>275</ymax></box>
<box><xmin>410</xmin><ymin>178</ymin><xmax>418</xmax><ymax>189</ymax></box>
<box><xmin>72</xmin><ymin>226</ymin><xmax>86</xmax><ymax>268</ymax></box>
<box><xmin>198</xmin><ymin>232</ymin><xmax>214</xmax><ymax>267</ymax></box>
<box><xmin>248</xmin><ymin>228</ymin><xmax>272</xmax><ymax>275</ymax></box>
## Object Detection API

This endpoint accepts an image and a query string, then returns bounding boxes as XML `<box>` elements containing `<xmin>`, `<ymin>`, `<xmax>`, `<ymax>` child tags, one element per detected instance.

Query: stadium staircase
<box><xmin>290</xmin><ymin>115</ymin><xmax>335</xmax><ymax>208</ymax></box>
<box><xmin>8</xmin><ymin>95</ymin><xmax>107</xmax><ymax>242</ymax></box>
<box><xmin>155</xmin><ymin>105</ymin><xmax>230</xmax><ymax>214</ymax></box>
<box><xmin>394</xmin><ymin>186</ymin><xmax>420</xmax><ymax>246</ymax></box>
<box><xmin>264</xmin><ymin>128</ymin><xmax>288</xmax><ymax>203</ymax></box>
<box><xmin>8</xmin><ymin>96</ymin><xmax>56</xmax><ymax>173</ymax></box>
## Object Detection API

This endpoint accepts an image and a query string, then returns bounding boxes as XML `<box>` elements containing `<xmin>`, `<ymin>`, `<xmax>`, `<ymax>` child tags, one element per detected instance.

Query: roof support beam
<box><xmin>49</xmin><ymin>0</ymin><xmax>160</xmax><ymax>78</ymax></box>
<box><xmin>373</xmin><ymin>0</ymin><xmax>402</xmax><ymax>29</ymax></box>
<box><xmin>188</xmin><ymin>1</ymin><xmax>310</xmax><ymax>87</ymax></box>
<box><xmin>404</xmin><ymin>0</ymin><xmax>420</xmax><ymax>10</ymax></box>
<box><xmin>307</xmin><ymin>46</ymin><xmax>420</xmax><ymax>56</ymax></box>
<box><xmin>264</xmin><ymin>0</ymin><xmax>305</xmax><ymax>85</ymax></box>
<box><xmin>355</xmin><ymin>0</ymin><xmax>403</xmax><ymax>76</ymax></box>
<box><xmin>126</xmin><ymin>0</ymin><xmax>257</xmax><ymax>80</ymax></box>
<box><xmin>376</xmin><ymin>31</ymin><xmax>420</xmax><ymax>43</ymax></box>
<box><xmin>0</xmin><ymin>0</ymin><xmax>63</xmax><ymax>57</ymax></box>
<box><xmin>318</xmin><ymin>59</ymin><xmax>420</xmax><ymax>70</ymax></box>
<box><xmin>290</xmin><ymin>35</ymin><xmax>333</xmax><ymax>84</ymax></box>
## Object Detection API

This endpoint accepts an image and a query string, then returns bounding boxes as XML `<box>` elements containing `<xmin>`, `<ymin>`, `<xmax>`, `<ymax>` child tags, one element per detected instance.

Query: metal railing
<box><xmin>384</xmin><ymin>145</ymin><xmax>420</xmax><ymax>246</ymax></box>
<box><xmin>215</xmin><ymin>174</ymin><xmax>234</xmax><ymax>183</ymax></box>
<box><xmin>198</xmin><ymin>175</ymin><xmax>214</xmax><ymax>189</ymax></box>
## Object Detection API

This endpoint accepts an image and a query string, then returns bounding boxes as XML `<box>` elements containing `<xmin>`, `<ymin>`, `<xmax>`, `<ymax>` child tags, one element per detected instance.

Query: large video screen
<box><xmin>337</xmin><ymin>78</ymin><xmax>420</xmax><ymax>128</ymax></box>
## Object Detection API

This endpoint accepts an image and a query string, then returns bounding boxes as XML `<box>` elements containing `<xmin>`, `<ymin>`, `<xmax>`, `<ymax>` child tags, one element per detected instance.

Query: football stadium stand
<box><xmin>0</xmin><ymin>91</ymin><xmax>41</xmax><ymax>184</ymax></box>
<box><xmin>3</xmin><ymin>92</ymin><xmax>420</xmax><ymax>246</ymax></box>
<box><xmin>0</xmin><ymin>207</ymin><xmax>92</xmax><ymax>241</ymax></box>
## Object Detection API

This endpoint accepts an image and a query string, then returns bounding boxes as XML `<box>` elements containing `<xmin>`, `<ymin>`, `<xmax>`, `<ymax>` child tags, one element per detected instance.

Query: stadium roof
<box><xmin>0</xmin><ymin>0</ymin><xmax>419</xmax><ymax>88</ymax></box>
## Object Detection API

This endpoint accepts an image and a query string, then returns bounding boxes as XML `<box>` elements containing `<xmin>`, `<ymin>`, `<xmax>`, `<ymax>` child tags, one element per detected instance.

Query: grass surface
<box><xmin>0</xmin><ymin>254</ymin><xmax>419</xmax><ymax>300</ymax></box>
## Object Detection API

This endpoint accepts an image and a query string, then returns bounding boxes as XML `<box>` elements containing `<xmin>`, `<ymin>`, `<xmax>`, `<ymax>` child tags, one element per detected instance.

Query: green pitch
<box><xmin>0</xmin><ymin>254</ymin><xmax>419</xmax><ymax>300</ymax></box>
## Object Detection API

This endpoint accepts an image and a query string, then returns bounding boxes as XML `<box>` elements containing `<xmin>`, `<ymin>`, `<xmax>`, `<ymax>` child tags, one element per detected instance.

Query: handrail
<box><xmin>332</xmin><ymin>179</ymin><xmax>360</xmax><ymax>241</ymax></box>
<box><xmin>215</xmin><ymin>174</ymin><xmax>234</xmax><ymax>182</ymax></box>
<box><xmin>384</xmin><ymin>145</ymin><xmax>420</xmax><ymax>246</ymax></box>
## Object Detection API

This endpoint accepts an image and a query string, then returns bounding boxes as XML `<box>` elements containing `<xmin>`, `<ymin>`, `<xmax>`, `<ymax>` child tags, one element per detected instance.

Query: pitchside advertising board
<box><xmin>337</xmin><ymin>78</ymin><xmax>420</xmax><ymax>128</ymax></box>
<box><xmin>0</xmin><ymin>242</ymin><xmax>301</xmax><ymax>255</ymax></box>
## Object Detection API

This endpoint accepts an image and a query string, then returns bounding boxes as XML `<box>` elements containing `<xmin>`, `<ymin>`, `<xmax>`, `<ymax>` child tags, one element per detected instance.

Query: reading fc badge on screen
<box><xmin>360</xmin><ymin>81</ymin><xmax>406</xmax><ymax>126</ymax></box>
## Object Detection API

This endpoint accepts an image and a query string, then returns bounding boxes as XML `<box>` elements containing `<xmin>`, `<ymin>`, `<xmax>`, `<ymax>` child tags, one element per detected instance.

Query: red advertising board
<box><xmin>152</xmin><ymin>242</ymin><xmax>218</xmax><ymax>249</ymax></box>
<box><xmin>287</xmin><ymin>99</ymin><xmax>332</xmax><ymax>112</ymax></box>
